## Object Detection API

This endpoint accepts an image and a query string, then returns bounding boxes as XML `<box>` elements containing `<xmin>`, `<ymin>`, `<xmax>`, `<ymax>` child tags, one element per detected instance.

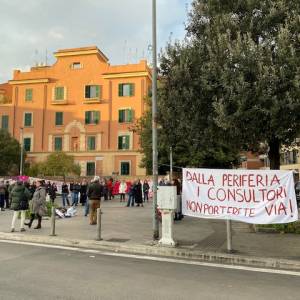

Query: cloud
<box><xmin>48</xmin><ymin>29</ymin><xmax>65</xmax><ymax>40</ymax></box>
<box><xmin>0</xmin><ymin>0</ymin><xmax>192</xmax><ymax>82</ymax></box>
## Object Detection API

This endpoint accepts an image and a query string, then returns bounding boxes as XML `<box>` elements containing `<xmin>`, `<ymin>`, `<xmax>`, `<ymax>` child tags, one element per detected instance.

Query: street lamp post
<box><xmin>20</xmin><ymin>127</ymin><xmax>24</xmax><ymax>176</ymax></box>
<box><xmin>152</xmin><ymin>0</ymin><xmax>159</xmax><ymax>240</ymax></box>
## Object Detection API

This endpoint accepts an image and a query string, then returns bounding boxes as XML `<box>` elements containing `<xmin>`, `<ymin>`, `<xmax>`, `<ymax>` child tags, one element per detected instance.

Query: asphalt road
<box><xmin>0</xmin><ymin>242</ymin><xmax>299</xmax><ymax>300</ymax></box>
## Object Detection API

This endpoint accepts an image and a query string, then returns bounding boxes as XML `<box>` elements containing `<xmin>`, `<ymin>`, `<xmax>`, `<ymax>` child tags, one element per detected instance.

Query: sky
<box><xmin>0</xmin><ymin>0</ymin><xmax>192</xmax><ymax>83</ymax></box>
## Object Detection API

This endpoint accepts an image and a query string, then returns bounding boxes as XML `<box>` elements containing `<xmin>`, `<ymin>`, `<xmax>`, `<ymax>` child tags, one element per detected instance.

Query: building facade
<box><xmin>0</xmin><ymin>46</ymin><xmax>151</xmax><ymax>177</ymax></box>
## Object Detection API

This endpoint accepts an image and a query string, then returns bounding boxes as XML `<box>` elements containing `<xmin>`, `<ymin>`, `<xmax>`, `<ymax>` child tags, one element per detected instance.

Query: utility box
<box><xmin>157</xmin><ymin>186</ymin><xmax>178</xmax><ymax>210</ymax></box>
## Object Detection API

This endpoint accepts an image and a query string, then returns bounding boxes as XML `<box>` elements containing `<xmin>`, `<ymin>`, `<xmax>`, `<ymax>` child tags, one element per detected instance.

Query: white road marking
<box><xmin>0</xmin><ymin>239</ymin><xmax>299</xmax><ymax>277</ymax></box>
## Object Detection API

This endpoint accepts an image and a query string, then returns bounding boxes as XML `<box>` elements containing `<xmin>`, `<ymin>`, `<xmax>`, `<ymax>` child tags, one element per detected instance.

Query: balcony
<box><xmin>51</xmin><ymin>99</ymin><xmax>68</xmax><ymax>105</ymax></box>
<box><xmin>83</xmin><ymin>97</ymin><xmax>102</xmax><ymax>104</ymax></box>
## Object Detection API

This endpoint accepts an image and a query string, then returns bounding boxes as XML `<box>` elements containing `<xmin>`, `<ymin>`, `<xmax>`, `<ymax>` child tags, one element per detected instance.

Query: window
<box><xmin>24</xmin><ymin>113</ymin><xmax>32</xmax><ymax>127</ymax></box>
<box><xmin>118</xmin><ymin>135</ymin><xmax>130</xmax><ymax>150</ymax></box>
<box><xmin>23</xmin><ymin>138</ymin><xmax>31</xmax><ymax>152</ymax></box>
<box><xmin>86</xmin><ymin>162</ymin><xmax>96</xmax><ymax>176</ymax></box>
<box><xmin>118</xmin><ymin>83</ymin><xmax>135</xmax><ymax>97</ymax></box>
<box><xmin>85</xmin><ymin>111</ymin><xmax>100</xmax><ymax>125</ymax></box>
<box><xmin>85</xmin><ymin>85</ymin><xmax>101</xmax><ymax>99</ymax></box>
<box><xmin>120</xmin><ymin>162</ymin><xmax>130</xmax><ymax>175</ymax></box>
<box><xmin>87</xmin><ymin>136</ymin><xmax>96</xmax><ymax>151</ymax></box>
<box><xmin>1</xmin><ymin>115</ymin><xmax>9</xmax><ymax>130</ymax></box>
<box><xmin>54</xmin><ymin>87</ymin><xmax>65</xmax><ymax>101</ymax></box>
<box><xmin>119</xmin><ymin>109</ymin><xmax>133</xmax><ymax>123</ymax></box>
<box><xmin>54</xmin><ymin>137</ymin><xmax>63</xmax><ymax>151</ymax></box>
<box><xmin>25</xmin><ymin>89</ymin><xmax>33</xmax><ymax>101</ymax></box>
<box><xmin>55</xmin><ymin>112</ymin><xmax>63</xmax><ymax>126</ymax></box>
<box><xmin>71</xmin><ymin>62</ymin><xmax>82</xmax><ymax>69</ymax></box>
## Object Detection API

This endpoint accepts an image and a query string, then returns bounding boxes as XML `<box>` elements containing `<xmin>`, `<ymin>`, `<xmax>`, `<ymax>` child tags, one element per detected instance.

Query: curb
<box><xmin>0</xmin><ymin>232</ymin><xmax>299</xmax><ymax>272</ymax></box>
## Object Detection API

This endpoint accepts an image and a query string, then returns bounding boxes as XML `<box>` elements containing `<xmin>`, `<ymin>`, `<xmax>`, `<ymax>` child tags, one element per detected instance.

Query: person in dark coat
<box><xmin>49</xmin><ymin>183</ymin><xmax>57</xmax><ymax>204</ymax></box>
<box><xmin>5</xmin><ymin>181</ymin><xmax>10</xmax><ymax>209</ymax></box>
<box><xmin>143</xmin><ymin>180</ymin><xmax>150</xmax><ymax>202</ymax></box>
<box><xmin>0</xmin><ymin>180</ymin><xmax>7</xmax><ymax>211</ymax></box>
<box><xmin>80</xmin><ymin>179</ymin><xmax>88</xmax><ymax>205</ymax></box>
<box><xmin>61</xmin><ymin>182</ymin><xmax>70</xmax><ymax>207</ymax></box>
<box><xmin>134</xmin><ymin>179</ymin><xmax>143</xmax><ymax>207</ymax></box>
<box><xmin>10</xmin><ymin>181</ymin><xmax>31</xmax><ymax>232</ymax></box>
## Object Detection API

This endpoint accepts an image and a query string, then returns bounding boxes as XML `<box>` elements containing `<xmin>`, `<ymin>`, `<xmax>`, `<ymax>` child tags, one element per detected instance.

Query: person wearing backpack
<box><xmin>10</xmin><ymin>180</ymin><xmax>31</xmax><ymax>232</ymax></box>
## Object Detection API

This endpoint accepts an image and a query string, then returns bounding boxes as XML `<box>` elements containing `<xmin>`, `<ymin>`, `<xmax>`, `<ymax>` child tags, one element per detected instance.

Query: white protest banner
<box><xmin>182</xmin><ymin>168</ymin><xmax>298</xmax><ymax>224</ymax></box>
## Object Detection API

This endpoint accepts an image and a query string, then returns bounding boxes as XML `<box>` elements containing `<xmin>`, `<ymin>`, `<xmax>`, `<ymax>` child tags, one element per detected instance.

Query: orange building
<box><xmin>0</xmin><ymin>46</ymin><xmax>152</xmax><ymax>177</ymax></box>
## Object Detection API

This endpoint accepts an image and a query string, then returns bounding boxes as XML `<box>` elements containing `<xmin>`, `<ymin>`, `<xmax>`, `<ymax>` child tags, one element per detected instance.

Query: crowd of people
<box><xmin>0</xmin><ymin>176</ymin><xmax>182</xmax><ymax>231</ymax></box>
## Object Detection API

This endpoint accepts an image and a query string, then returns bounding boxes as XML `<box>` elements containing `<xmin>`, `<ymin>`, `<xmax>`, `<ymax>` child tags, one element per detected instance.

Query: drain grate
<box><xmin>107</xmin><ymin>238</ymin><xmax>130</xmax><ymax>243</ymax></box>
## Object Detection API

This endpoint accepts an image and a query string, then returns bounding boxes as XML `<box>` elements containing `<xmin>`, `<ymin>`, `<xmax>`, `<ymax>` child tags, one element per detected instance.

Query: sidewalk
<box><xmin>0</xmin><ymin>197</ymin><xmax>299</xmax><ymax>269</ymax></box>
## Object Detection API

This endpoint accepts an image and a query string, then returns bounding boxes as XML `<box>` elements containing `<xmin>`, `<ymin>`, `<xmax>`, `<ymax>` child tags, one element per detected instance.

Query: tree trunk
<box><xmin>268</xmin><ymin>137</ymin><xmax>281</xmax><ymax>170</ymax></box>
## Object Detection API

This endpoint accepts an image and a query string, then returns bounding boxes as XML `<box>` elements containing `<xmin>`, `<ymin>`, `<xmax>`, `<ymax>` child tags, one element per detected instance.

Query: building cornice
<box><xmin>9</xmin><ymin>79</ymin><xmax>50</xmax><ymax>85</ymax></box>
<box><xmin>102</xmin><ymin>71</ymin><xmax>152</xmax><ymax>80</ymax></box>
<box><xmin>54</xmin><ymin>49</ymin><xmax>109</xmax><ymax>62</ymax></box>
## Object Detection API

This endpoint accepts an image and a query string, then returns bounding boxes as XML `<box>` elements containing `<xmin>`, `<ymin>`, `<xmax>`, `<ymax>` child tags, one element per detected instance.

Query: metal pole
<box><xmin>20</xmin><ymin>127</ymin><xmax>24</xmax><ymax>176</ymax></box>
<box><xmin>226</xmin><ymin>219</ymin><xmax>233</xmax><ymax>253</ymax></box>
<box><xmin>170</xmin><ymin>146</ymin><xmax>173</xmax><ymax>183</ymax></box>
<box><xmin>152</xmin><ymin>0</ymin><xmax>159</xmax><ymax>240</ymax></box>
<box><xmin>50</xmin><ymin>206</ymin><xmax>56</xmax><ymax>236</ymax></box>
<box><xmin>96</xmin><ymin>207</ymin><xmax>102</xmax><ymax>241</ymax></box>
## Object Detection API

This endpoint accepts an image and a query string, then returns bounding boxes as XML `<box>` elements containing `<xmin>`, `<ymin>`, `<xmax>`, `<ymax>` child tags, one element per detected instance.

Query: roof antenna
<box><xmin>123</xmin><ymin>40</ymin><xmax>127</xmax><ymax>64</ymax></box>
<box><xmin>34</xmin><ymin>49</ymin><xmax>39</xmax><ymax>67</ymax></box>
<box><xmin>45</xmin><ymin>49</ymin><xmax>48</xmax><ymax>66</ymax></box>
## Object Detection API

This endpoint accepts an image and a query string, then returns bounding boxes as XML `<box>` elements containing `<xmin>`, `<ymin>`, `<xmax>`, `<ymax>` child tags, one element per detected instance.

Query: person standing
<box><xmin>119</xmin><ymin>180</ymin><xmax>127</xmax><ymax>202</ymax></box>
<box><xmin>107</xmin><ymin>178</ymin><xmax>113</xmax><ymax>200</ymax></box>
<box><xmin>134</xmin><ymin>179</ymin><xmax>143</xmax><ymax>207</ymax></box>
<box><xmin>10</xmin><ymin>181</ymin><xmax>31</xmax><ymax>232</ymax></box>
<box><xmin>143</xmin><ymin>180</ymin><xmax>150</xmax><ymax>203</ymax></box>
<box><xmin>5</xmin><ymin>181</ymin><xmax>10</xmax><ymax>209</ymax></box>
<box><xmin>71</xmin><ymin>182</ymin><xmax>80</xmax><ymax>206</ymax></box>
<box><xmin>25</xmin><ymin>180</ymin><xmax>47</xmax><ymax>229</ymax></box>
<box><xmin>0</xmin><ymin>180</ymin><xmax>7</xmax><ymax>211</ymax></box>
<box><xmin>126</xmin><ymin>181</ymin><xmax>135</xmax><ymax>207</ymax></box>
<box><xmin>102</xmin><ymin>179</ymin><xmax>108</xmax><ymax>201</ymax></box>
<box><xmin>61</xmin><ymin>181</ymin><xmax>70</xmax><ymax>207</ymax></box>
<box><xmin>87</xmin><ymin>176</ymin><xmax>102</xmax><ymax>225</ymax></box>
<box><xmin>80</xmin><ymin>179</ymin><xmax>88</xmax><ymax>206</ymax></box>
<box><xmin>49</xmin><ymin>183</ymin><xmax>57</xmax><ymax>204</ymax></box>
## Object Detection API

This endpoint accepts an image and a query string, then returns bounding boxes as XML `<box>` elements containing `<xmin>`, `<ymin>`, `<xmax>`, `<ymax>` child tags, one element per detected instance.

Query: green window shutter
<box><xmin>95</xmin><ymin>85</ymin><xmax>100</xmax><ymax>98</ymax></box>
<box><xmin>55</xmin><ymin>112</ymin><xmax>63</xmax><ymax>126</ymax></box>
<box><xmin>127</xmin><ymin>109</ymin><xmax>133</xmax><ymax>122</ymax></box>
<box><xmin>25</xmin><ymin>89</ymin><xmax>32</xmax><ymax>101</ymax></box>
<box><xmin>85</xmin><ymin>111</ymin><xmax>91</xmax><ymax>124</ymax></box>
<box><xmin>24</xmin><ymin>113</ymin><xmax>32</xmax><ymax>127</ymax></box>
<box><xmin>125</xmin><ymin>136</ymin><xmax>130</xmax><ymax>149</ymax></box>
<box><xmin>129</xmin><ymin>84</ymin><xmax>135</xmax><ymax>96</ymax></box>
<box><xmin>86</xmin><ymin>162</ymin><xmax>95</xmax><ymax>176</ymax></box>
<box><xmin>1</xmin><ymin>115</ymin><xmax>9</xmax><ymax>130</ymax></box>
<box><xmin>118</xmin><ymin>136</ymin><xmax>123</xmax><ymax>149</ymax></box>
<box><xmin>88</xmin><ymin>136</ymin><xmax>96</xmax><ymax>150</ymax></box>
<box><xmin>55</xmin><ymin>87</ymin><xmax>64</xmax><ymax>100</ymax></box>
<box><xmin>94</xmin><ymin>111</ymin><xmax>100</xmax><ymax>124</ymax></box>
<box><xmin>54</xmin><ymin>137</ymin><xmax>62</xmax><ymax>151</ymax></box>
<box><xmin>118</xmin><ymin>84</ymin><xmax>123</xmax><ymax>97</ymax></box>
<box><xmin>85</xmin><ymin>86</ymin><xmax>90</xmax><ymax>98</ymax></box>
<box><xmin>24</xmin><ymin>138</ymin><xmax>31</xmax><ymax>152</ymax></box>
<box><xmin>119</xmin><ymin>110</ymin><xmax>125</xmax><ymax>123</ymax></box>
<box><xmin>121</xmin><ymin>162</ymin><xmax>130</xmax><ymax>175</ymax></box>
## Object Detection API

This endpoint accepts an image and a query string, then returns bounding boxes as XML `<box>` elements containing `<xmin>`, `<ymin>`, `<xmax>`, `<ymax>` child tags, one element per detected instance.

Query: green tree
<box><xmin>28</xmin><ymin>152</ymin><xmax>81</xmax><ymax>179</ymax></box>
<box><xmin>0</xmin><ymin>129</ymin><xmax>21</xmax><ymax>176</ymax></box>
<box><xmin>187</xmin><ymin>0</ymin><xmax>300</xmax><ymax>169</ymax></box>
